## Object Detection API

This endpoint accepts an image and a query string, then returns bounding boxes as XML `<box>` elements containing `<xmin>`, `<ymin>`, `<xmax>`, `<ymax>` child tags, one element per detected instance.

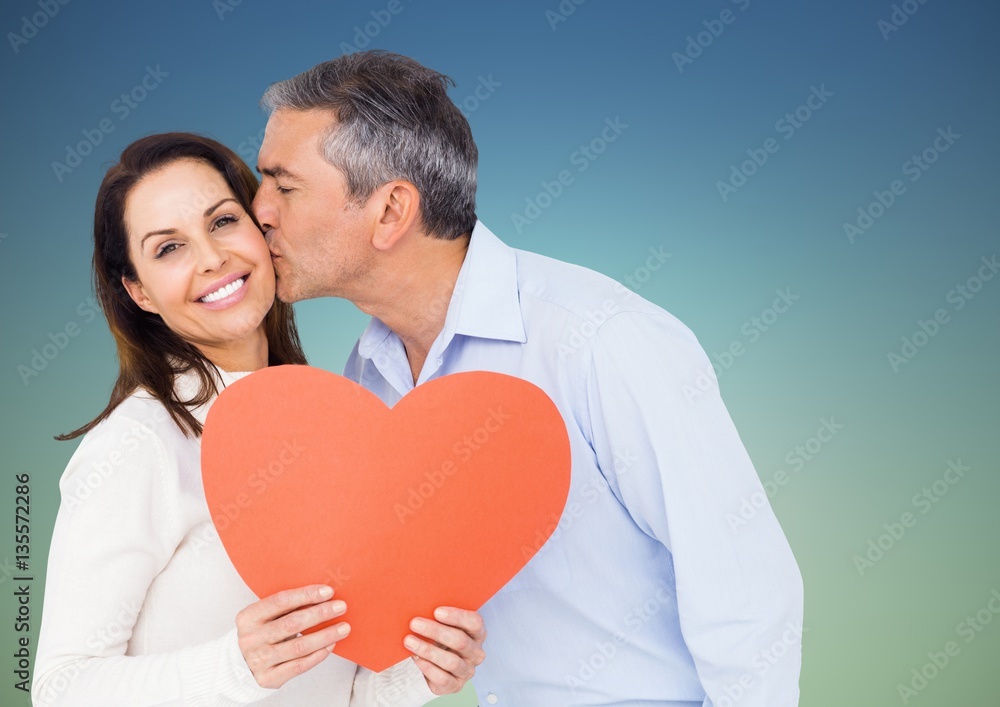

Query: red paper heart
<box><xmin>201</xmin><ymin>365</ymin><xmax>571</xmax><ymax>671</ymax></box>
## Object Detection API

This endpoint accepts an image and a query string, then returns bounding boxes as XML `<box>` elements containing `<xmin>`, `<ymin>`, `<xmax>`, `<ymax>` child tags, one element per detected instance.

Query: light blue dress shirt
<box><xmin>344</xmin><ymin>221</ymin><xmax>804</xmax><ymax>707</ymax></box>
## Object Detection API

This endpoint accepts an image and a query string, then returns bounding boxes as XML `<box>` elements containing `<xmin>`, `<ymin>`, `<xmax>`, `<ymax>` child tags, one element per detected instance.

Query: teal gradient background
<box><xmin>1</xmin><ymin>0</ymin><xmax>998</xmax><ymax>705</ymax></box>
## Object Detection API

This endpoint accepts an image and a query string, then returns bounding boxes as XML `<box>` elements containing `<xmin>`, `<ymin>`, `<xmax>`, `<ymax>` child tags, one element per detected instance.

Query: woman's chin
<box><xmin>184</xmin><ymin>306</ymin><xmax>271</xmax><ymax>353</ymax></box>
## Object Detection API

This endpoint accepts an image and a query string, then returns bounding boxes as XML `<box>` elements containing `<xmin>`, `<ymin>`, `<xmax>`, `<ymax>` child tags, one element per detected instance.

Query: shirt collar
<box><xmin>357</xmin><ymin>220</ymin><xmax>526</xmax><ymax>360</ymax></box>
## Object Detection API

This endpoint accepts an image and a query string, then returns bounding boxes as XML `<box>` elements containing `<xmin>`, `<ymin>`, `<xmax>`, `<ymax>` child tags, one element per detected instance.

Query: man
<box><xmin>253</xmin><ymin>50</ymin><xmax>804</xmax><ymax>706</ymax></box>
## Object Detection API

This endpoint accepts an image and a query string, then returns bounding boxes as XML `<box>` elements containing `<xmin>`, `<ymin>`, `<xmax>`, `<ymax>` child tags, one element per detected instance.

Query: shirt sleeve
<box><xmin>31</xmin><ymin>413</ymin><xmax>277</xmax><ymax>707</ymax></box>
<box><xmin>584</xmin><ymin>310</ymin><xmax>804</xmax><ymax>707</ymax></box>
<box><xmin>348</xmin><ymin>658</ymin><xmax>437</xmax><ymax>707</ymax></box>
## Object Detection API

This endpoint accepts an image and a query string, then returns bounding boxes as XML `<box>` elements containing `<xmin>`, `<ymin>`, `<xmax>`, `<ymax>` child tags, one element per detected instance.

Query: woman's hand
<box><xmin>235</xmin><ymin>584</ymin><xmax>349</xmax><ymax>689</ymax></box>
<box><xmin>404</xmin><ymin>607</ymin><xmax>487</xmax><ymax>695</ymax></box>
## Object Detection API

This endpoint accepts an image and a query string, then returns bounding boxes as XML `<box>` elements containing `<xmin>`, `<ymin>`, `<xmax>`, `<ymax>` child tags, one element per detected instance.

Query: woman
<box><xmin>32</xmin><ymin>133</ymin><xmax>484</xmax><ymax>706</ymax></box>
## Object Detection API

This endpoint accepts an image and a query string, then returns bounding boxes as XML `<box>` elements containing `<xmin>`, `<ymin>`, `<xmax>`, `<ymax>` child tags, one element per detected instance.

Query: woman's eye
<box><xmin>155</xmin><ymin>243</ymin><xmax>179</xmax><ymax>258</ymax></box>
<box><xmin>212</xmin><ymin>214</ymin><xmax>238</xmax><ymax>230</ymax></box>
<box><xmin>276</xmin><ymin>185</ymin><xmax>293</xmax><ymax>194</ymax></box>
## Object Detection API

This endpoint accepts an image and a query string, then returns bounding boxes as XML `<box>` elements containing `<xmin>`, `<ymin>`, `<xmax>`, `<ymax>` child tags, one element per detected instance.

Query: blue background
<box><xmin>1</xmin><ymin>0</ymin><xmax>998</xmax><ymax>704</ymax></box>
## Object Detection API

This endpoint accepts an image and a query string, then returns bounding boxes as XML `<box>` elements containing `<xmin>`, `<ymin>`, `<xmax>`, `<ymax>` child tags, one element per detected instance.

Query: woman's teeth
<box><xmin>200</xmin><ymin>277</ymin><xmax>246</xmax><ymax>303</ymax></box>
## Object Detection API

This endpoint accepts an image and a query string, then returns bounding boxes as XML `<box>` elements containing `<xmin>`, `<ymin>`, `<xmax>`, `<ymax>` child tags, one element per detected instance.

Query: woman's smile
<box><xmin>197</xmin><ymin>271</ymin><xmax>251</xmax><ymax>308</ymax></box>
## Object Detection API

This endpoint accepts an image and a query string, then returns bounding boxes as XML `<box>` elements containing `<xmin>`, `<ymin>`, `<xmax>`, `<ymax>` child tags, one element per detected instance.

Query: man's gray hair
<box><xmin>261</xmin><ymin>51</ymin><xmax>477</xmax><ymax>239</ymax></box>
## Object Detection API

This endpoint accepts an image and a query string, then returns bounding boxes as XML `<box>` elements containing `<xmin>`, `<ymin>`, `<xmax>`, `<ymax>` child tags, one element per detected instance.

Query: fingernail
<box><xmin>330</xmin><ymin>600</ymin><xmax>347</xmax><ymax>614</ymax></box>
<box><xmin>337</xmin><ymin>623</ymin><xmax>351</xmax><ymax>637</ymax></box>
<box><xmin>404</xmin><ymin>635</ymin><xmax>419</xmax><ymax>650</ymax></box>
<box><xmin>434</xmin><ymin>607</ymin><xmax>450</xmax><ymax>621</ymax></box>
<box><xmin>319</xmin><ymin>586</ymin><xmax>334</xmax><ymax>599</ymax></box>
<box><xmin>410</xmin><ymin>618</ymin><xmax>427</xmax><ymax>631</ymax></box>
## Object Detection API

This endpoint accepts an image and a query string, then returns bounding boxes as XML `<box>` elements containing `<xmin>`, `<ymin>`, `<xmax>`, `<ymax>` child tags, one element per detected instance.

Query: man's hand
<box><xmin>404</xmin><ymin>607</ymin><xmax>486</xmax><ymax>695</ymax></box>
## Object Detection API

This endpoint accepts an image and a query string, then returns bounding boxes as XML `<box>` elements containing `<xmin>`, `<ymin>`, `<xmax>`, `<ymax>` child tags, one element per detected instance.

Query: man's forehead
<box><xmin>259</xmin><ymin>109</ymin><xmax>335</xmax><ymax>167</ymax></box>
<box><xmin>264</xmin><ymin>108</ymin><xmax>336</xmax><ymax>144</ymax></box>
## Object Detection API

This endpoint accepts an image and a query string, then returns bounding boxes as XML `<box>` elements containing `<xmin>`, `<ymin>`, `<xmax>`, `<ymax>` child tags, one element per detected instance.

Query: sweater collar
<box><xmin>172</xmin><ymin>364</ymin><xmax>257</xmax><ymax>425</ymax></box>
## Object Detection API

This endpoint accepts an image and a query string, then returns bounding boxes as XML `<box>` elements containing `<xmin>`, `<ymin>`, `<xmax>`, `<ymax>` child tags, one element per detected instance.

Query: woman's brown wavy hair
<box><xmin>58</xmin><ymin>132</ymin><xmax>307</xmax><ymax>440</ymax></box>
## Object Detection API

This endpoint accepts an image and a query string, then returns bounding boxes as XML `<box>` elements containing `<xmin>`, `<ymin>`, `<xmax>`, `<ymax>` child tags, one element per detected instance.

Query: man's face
<box><xmin>253</xmin><ymin>108</ymin><xmax>376</xmax><ymax>303</ymax></box>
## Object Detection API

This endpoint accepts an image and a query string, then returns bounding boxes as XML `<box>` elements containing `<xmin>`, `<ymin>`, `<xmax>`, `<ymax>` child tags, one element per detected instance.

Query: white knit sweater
<box><xmin>32</xmin><ymin>367</ymin><xmax>436</xmax><ymax>706</ymax></box>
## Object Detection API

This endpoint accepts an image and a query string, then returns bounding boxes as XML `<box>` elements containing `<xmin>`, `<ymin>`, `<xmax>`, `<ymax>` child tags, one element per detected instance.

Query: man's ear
<box><xmin>371</xmin><ymin>180</ymin><xmax>420</xmax><ymax>252</ymax></box>
<box><xmin>121</xmin><ymin>275</ymin><xmax>159</xmax><ymax>314</ymax></box>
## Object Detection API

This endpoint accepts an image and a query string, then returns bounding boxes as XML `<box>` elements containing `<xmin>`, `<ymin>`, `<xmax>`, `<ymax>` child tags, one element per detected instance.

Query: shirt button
<box><xmin>486</xmin><ymin>694</ymin><xmax>498</xmax><ymax>705</ymax></box>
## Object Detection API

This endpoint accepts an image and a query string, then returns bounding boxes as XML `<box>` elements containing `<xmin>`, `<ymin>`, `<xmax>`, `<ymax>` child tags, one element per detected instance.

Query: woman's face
<box><xmin>121</xmin><ymin>159</ymin><xmax>275</xmax><ymax>362</ymax></box>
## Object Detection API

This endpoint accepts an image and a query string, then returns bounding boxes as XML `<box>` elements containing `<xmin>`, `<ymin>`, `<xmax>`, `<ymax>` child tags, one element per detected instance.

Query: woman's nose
<box><xmin>196</xmin><ymin>238</ymin><xmax>228</xmax><ymax>273</ymax></box>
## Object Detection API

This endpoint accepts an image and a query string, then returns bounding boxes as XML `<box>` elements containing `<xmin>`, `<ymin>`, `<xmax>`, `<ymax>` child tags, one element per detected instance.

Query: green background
<box><xmin>1</xmin><ymin>0</ymin><xmax>998</xmax><ymax>705</ymax></box>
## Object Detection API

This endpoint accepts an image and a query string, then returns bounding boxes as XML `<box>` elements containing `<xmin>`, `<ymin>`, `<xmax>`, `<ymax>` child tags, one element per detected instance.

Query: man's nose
<box><xmin>251</xmin><ymin>191</ymin><xmax>275</xmax><ymax>235</ymax></box>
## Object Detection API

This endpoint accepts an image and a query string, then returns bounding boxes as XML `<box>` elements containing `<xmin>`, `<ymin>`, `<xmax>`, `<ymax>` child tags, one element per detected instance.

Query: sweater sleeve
<box><xmin>32</xmin><ymin>411</ymin><xmax>277</xmax><ymax>706</ymax></box>
<box><xmin>348</xmin><ymin>658</ymin><xmax>437</xmax><ymax>707</ymax></box>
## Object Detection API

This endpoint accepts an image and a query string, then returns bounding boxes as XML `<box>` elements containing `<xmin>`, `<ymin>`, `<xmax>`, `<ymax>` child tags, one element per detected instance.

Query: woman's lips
<box><xmin>198</xmin><ymin>273</ymin><xmax>251</xmax><ymax>310</ymax></box>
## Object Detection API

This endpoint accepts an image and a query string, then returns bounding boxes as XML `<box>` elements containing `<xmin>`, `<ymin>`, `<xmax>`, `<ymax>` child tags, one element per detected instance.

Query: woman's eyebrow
<box><xmin>139</xmin><ymin>198</ymin><xmax>239</xmax><ymax>250</ymax></box>
<box><xmin>204</xmin><ymin>197</ymin><xmax>239</xmax><ymax>217</ymax></box>
<box><xmin>140</xmin><ymin>228</ymin><xmax>177</xmax><ymax>250</ymax></box>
